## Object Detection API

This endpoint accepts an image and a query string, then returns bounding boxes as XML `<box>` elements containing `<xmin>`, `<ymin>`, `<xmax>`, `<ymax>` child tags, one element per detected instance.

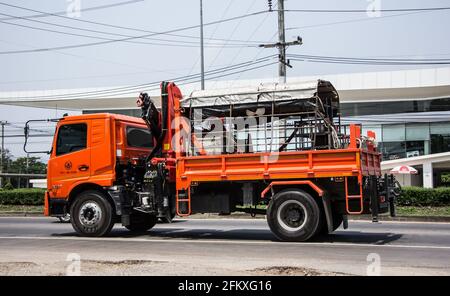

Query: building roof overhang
<box><xmin>1</xmin><ymin>67</ymin><xmax>449</xmax><ymax>111</ymax></box>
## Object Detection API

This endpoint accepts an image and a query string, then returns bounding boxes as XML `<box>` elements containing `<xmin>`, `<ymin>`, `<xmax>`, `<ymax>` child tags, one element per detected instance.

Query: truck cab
<box><xmin>44</xmin><ymin>113</ymin><xmax>162</xmax><ymax>235</ymax></box>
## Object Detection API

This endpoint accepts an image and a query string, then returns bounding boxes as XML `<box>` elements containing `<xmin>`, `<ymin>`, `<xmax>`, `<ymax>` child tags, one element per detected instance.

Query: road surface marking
<box><xmin>0</xmin><ymin>236</ymin><xmax>449</xmax><ymax>250</ymax></box>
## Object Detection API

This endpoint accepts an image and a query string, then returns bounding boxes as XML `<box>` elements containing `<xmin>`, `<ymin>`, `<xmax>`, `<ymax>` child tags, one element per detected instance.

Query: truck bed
<box><xmin>176</xmin><ymin>148</ymin><xmax>381</xmax><ymax>189</ymax></box>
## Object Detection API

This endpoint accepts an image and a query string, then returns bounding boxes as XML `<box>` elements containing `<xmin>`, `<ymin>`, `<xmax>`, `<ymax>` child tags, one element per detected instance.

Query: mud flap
<box><xmin>321</xmin><ymin>194</ymin><xmax>333</xmax><ymax>234</ymax></box>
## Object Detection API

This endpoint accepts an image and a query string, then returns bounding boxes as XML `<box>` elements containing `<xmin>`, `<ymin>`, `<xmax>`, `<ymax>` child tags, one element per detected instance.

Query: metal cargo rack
<box><xmin>181</xmin><ymin>80</ymin><xmax>352</xmax><ymax>156</ymax></box>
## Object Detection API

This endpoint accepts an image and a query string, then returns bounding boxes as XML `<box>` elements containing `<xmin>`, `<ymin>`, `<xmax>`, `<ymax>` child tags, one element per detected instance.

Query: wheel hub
<box><xmin>277</xmin><ymin>200</ymin><xmax>308</xmax><ymax>232</ymax></box>
<box><xmin>79</xmin><ymin>202</ymin><xmax>102</xmax><ymax>227</ymax></box>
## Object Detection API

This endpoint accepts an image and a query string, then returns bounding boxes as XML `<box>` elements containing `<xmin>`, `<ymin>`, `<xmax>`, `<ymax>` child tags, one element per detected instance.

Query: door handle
<box><xmin>78</xmin><ymin>165</ymin><xmax>89</xmax><ymax>171</ymax></box>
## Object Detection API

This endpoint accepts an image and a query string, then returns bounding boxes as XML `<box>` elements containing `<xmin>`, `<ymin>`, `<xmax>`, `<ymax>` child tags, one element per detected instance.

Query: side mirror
<box><xmin>23</xmin><ymin>119</ymin><xmax>60</xmax><ymax>155</ymax></box>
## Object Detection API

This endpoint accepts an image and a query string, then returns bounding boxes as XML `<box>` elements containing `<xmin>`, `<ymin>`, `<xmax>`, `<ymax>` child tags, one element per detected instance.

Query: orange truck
<box><xmin>25</xmin><ymin>80</ymin><xmax>399</xmax><ymax>241</ymax></box>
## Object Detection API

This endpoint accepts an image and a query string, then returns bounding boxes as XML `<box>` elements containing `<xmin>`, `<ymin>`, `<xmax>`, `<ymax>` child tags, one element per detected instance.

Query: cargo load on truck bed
<box><xmin>181</xmin><ymin>80</ymin><xmax>342</xmax><ymax>156</ymax></box>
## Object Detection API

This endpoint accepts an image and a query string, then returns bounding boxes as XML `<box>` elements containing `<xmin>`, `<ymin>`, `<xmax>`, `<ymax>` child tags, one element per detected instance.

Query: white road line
<box><xmin>347</xmin><ymin>219</ymin><xmax>450</xmax><ymax>225</ymax></box>
<box><xmin>0</xmin><ymin>235</ymin><xmax>449</xmax><ymax>250</ymax></box>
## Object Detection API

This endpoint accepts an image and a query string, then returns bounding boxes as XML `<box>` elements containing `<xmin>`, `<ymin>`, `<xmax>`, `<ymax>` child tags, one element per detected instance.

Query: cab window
<box><xmin>126</xmin><ymin>126</ymin><xmax>152</xmax><ymax>148</ymax></box>
<box><xmin>56</xmin><ymin>123</ymin><xmax>87</xmax><ymax>156</ymax></box>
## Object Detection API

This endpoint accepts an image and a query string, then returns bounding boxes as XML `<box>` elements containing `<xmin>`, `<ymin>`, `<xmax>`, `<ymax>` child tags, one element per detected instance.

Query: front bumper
<box><xmin>45</xmin><ymin>191</ymin><xmax>68</xmax><ymax>217</ymax></box>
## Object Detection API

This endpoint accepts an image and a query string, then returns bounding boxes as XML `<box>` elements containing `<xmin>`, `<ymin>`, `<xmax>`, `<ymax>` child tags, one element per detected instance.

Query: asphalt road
<box><xmin>0</xmin><ymin>217</ymin><xmax>449</xmax><ymax>275</ymax></box>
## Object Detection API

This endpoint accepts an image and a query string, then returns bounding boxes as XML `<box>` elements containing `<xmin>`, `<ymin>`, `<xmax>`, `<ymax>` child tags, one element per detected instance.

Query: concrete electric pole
<box><xmin>277</xmin><ymin>0</ymin><xmax>286</xmax><ymax>83</ymax></box>
<box><xmin>200</xmin><ymin>0</ymin><xmax>205</xmax><ymax>90</ymax></box>
<box><xmin>0</xmin><ymin>121</ymin><xmax>7</xmax><ymax>188</ymax></box>
<box><xmin>260</xmin><ymin>0</ymin><xmax>303</xmax><ymax>83</ymax></box>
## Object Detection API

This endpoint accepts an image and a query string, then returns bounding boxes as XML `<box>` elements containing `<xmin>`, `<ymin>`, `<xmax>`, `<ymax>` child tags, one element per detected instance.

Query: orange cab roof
<box><xmin>61</xmin><ymin>113</ymin><xmax>145</xmax><ymax>124</ymax></box>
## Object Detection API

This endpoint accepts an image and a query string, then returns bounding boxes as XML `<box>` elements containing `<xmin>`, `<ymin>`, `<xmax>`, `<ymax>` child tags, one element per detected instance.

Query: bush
<box><xmin>398</xmin><ymin>186</ymin><xmax>450</xmax><ymax>207</ymax></box>
<box><xmin>0</xmin><ymin>188</ymin><xmax>46</xmax><ymax>205</ymax></box>
<box><xmin>2</xmin><ymin>182</ymin><xmax>14</xmax><ymax>190</ymax></box>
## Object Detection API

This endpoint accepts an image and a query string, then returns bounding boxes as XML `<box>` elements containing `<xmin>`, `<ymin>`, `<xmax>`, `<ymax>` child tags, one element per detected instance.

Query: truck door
<box><xmin>47</xmin><ymin>121</ymin><xmax>91</xmax><ymax>198</ymax></box>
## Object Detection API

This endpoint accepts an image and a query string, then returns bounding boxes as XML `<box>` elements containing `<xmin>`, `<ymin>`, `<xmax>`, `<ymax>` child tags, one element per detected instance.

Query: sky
<box><xmin>0</xmin><ymin>0</ymin><xmax>450</xmax><ymax>160</ymax></box>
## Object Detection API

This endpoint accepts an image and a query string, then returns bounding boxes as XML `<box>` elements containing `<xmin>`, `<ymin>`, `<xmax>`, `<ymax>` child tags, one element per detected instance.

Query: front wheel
<box><xmin>70</xmin><ymin>190</ymin><xmax>115</xmax><ymax>237</ymax></box>
<box><xmin>267</xmin><ymin>189</ymin><xmax>320</xmax><ymax>242</ymax></box>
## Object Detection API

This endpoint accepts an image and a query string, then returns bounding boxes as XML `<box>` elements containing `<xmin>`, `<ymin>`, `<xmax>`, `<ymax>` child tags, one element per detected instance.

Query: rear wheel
<box><xmin>125</xmin><ymin>212</ymin><xmax>157</xmax><ymax>232</ymax></box>
<box><xmin>70</xmin><ymin>190</ymin><xmax>115</xmax><ymax>237</ymax></box>
<box><xmin>267</xmin><ymin>189</ymin><xmax>320</xmax><ymax>242</ymax></box>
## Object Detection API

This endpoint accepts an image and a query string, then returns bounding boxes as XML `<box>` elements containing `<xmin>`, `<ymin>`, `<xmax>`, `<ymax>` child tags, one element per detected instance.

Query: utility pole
<box><xmin>260</xmin><ymin>0</ymin><xmax>303</xmax><ymax>83</ymax></box>
<box><xmin>26</xmin><ymin>153</ymin><xmax>29</xmax><ymax>188</ymax></box>
<box><xmin>200</xmin><ymin>0</ymin><xmax>205</xmax><ymax>90</ymax></box>
<box><xmin>0</xmin><ymin>121</ymin><xmax>7</xmax><ymax>188</ymax></box>
<box><xmin>278</xmin><ymin>0</ymin><xmax>286</xmax><ymax>83</ymax></box>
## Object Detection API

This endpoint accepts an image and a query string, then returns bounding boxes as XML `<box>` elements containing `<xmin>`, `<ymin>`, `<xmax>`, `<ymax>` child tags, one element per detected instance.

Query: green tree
<box><xmin>2</xmin><ymin>154</ymin><xmax>47</xmax><ymax>189</ymax></box>
<box><xmin>0</xmin><ymin>148</ymin><xmax>13</xmax><ymax>188</ymax></box>
<box><xmin>0</xmin><ymin>148</ymin><xmax>13</xmax><ymax>173</ymax></box>
<box><xmin>10</xmin><ymin>157</ymin><xmax>47</xmax><ymax>175</ymax></box>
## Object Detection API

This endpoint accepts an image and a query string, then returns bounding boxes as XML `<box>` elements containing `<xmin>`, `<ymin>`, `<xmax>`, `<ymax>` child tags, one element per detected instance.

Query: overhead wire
<box><xmin>0</xmin><ymin>0</ymin><xmax>145</xmax><ymax>21</ymax></box>
<box><xmin>206</xmin><ymin>0</ymin><xmax>258</xmax><ymax>71</ymax></box>
<box><xmin>0</xmin><ymin>12</ymin><xmax>257</xmax><ymax>49</ymax></box>
<box><xmin>287</xmin><ymin>54</ymin><xmax>450</xmax><ymax>65</ymax></box>
<box><xmin>4</xmin><ymin>55</ymin><xmax>278</xmax><ymax>100</ymax></box>
<box><xmin>284</xmin><ymin>7</ymin><xmax>450</xmax><ymax>13</ymax></box>
<box><xmin>0</xmin><ymin>1</ymin><xmax>268</xmax><ymax>45</ymax></box>
<box><xmin>0</xmin><ymin>7</ymin><xmax>270</xmax><ymax>54</ymax></box>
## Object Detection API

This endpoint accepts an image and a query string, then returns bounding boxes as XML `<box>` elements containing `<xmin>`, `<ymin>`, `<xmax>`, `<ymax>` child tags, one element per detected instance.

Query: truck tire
<box><xmin>70</xmin><ymin>190</ymin><xmax>115</xmax><ymax>237</ymax></box>
<box><xmin>267</xmin><ymin>189</ymin><xmax>320</xmax><ymax>242</ymax></box>
<box><xmin>125</xmin><ymin>213</ymin><xmax>157</xmax><ymax>232</ymax></box>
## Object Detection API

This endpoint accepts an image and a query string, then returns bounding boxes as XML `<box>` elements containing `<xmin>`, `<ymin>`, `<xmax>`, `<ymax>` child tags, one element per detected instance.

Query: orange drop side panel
<box><xmin>175</xmin><ymin>148</ymin><xmax>380</xmax><ymax>191</ymax></box>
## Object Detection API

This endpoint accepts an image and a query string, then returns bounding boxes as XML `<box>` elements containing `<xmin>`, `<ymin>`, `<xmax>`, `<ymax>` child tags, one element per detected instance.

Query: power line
<box><xmin>288</xmin><ymin>54</ymin><xmax>450</xmax><ymax>62</ymax></box>
<box><xmin>3</xmin><ymin>55</ymin><xmax>277</xmax><ymax>100</ymax></box>
<box><xmin>291</xmin><ymin>59</ymin><xmax>450</xmax><ymax>66</ymax></box>
<box><xmin>172</xmin><ymin>61</ymin><xmax>278</xmax><ymax>88</ymax></box>
<box><xmin>3</xmin><ymin>135</ymin><xmax>54</xmax><ymax>138</ymax></box>
<box><xmin>72</xmin><ymin>57</ymin><xmax>278</xmax><ymax>98</ymax></box>
<box><xmin>0</xmin><ymin>0</ymin><xmax>144</xmax><ymax>21</ymax></box>
<box><xmin>0</xmin><ymin>38</ymin><xmax>186</xmax><ymax>75</ymax></box>
<box><xmin>206</xmin><ymin>0</ymin><xmax>258</xmax><ymax>72</ymax></box>
<box><xmin>286</xmin><ymin>9</ymin><xmax>442</xmax><ymax>31</ymax></box>
<box><xmin>185</xmin><ymin>0</ymin><xmax>237</xmax><ymax>81</ymax></box>
<box><xmin>0</xmin><ymin>3</ymin><xmax>270</xmax><ymax>52</ymax></box>
<box><xmin>0</xmin><ymin>69</ymin><xmax>186</xmax><ymax>85</ymax></box>
<box><xmin>0</xmin><ymin>9</ymin><xmax>262</xmax><ymax>47</ymax></box>
<box><xmin>287</xmin><ymin>54</ymin><xmax>450</xmax><ymax>65</ymax></box>
<box><xmin>284</xmin><ymin>7</ymin><xmax>450</xmax><ymax>13</ymax></box>
<box><xmin>0</xmin><ymin>1</ymin><xmax>268</xmax><ymax>45</ymax></box>
<box><xmin>0</xmin><ymin>10</ymin><xmax>268</xmax><ymax>55</ymax></box>
<box><xmin>223</xmin><ymin>4</ymin><xmax>278</xmax><ymax>89</ymax></box>
<box><xmin>0</xmin><ymin>60</ymin><xmax>277</xmax><ymax>111</ymax></box>
<box><xmin>0</xmin><ymin>12</ymin><xmax>256</xmax><ymax>49</ymax></box>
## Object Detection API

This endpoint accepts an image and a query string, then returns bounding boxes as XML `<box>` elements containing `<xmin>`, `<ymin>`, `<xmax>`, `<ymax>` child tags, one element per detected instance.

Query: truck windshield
<box><xmin>126</xmin><ymin>127</ymin><xmax>152</xmax><ymax>148</ymax></box>
<box><xmin>56</xmin><ymin>123</ymin><xmax>87</xmax><ymax>156</ymax></box>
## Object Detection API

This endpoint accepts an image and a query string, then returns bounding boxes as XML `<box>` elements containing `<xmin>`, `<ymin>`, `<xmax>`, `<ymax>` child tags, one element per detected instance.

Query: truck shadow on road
<box><xmin>53</xmin><ymin>227</ymin><xmax>403</xmax><ymax>245</ymax></box>
<box><xmin>311</xmin><ymin>231</ymin><xmax>403</xmax><ymax>245</ymax></box>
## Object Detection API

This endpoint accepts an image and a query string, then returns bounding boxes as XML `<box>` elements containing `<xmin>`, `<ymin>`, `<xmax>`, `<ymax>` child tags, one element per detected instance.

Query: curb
<box><xmin>348</xmin><ymin>214</ymin><xmax>450</xmax><ymax>223</ymax></box>
<box><xmin>0</xmin><ymin>212</ymin><xmax>43</xmax><ymax>217</ymax></box>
